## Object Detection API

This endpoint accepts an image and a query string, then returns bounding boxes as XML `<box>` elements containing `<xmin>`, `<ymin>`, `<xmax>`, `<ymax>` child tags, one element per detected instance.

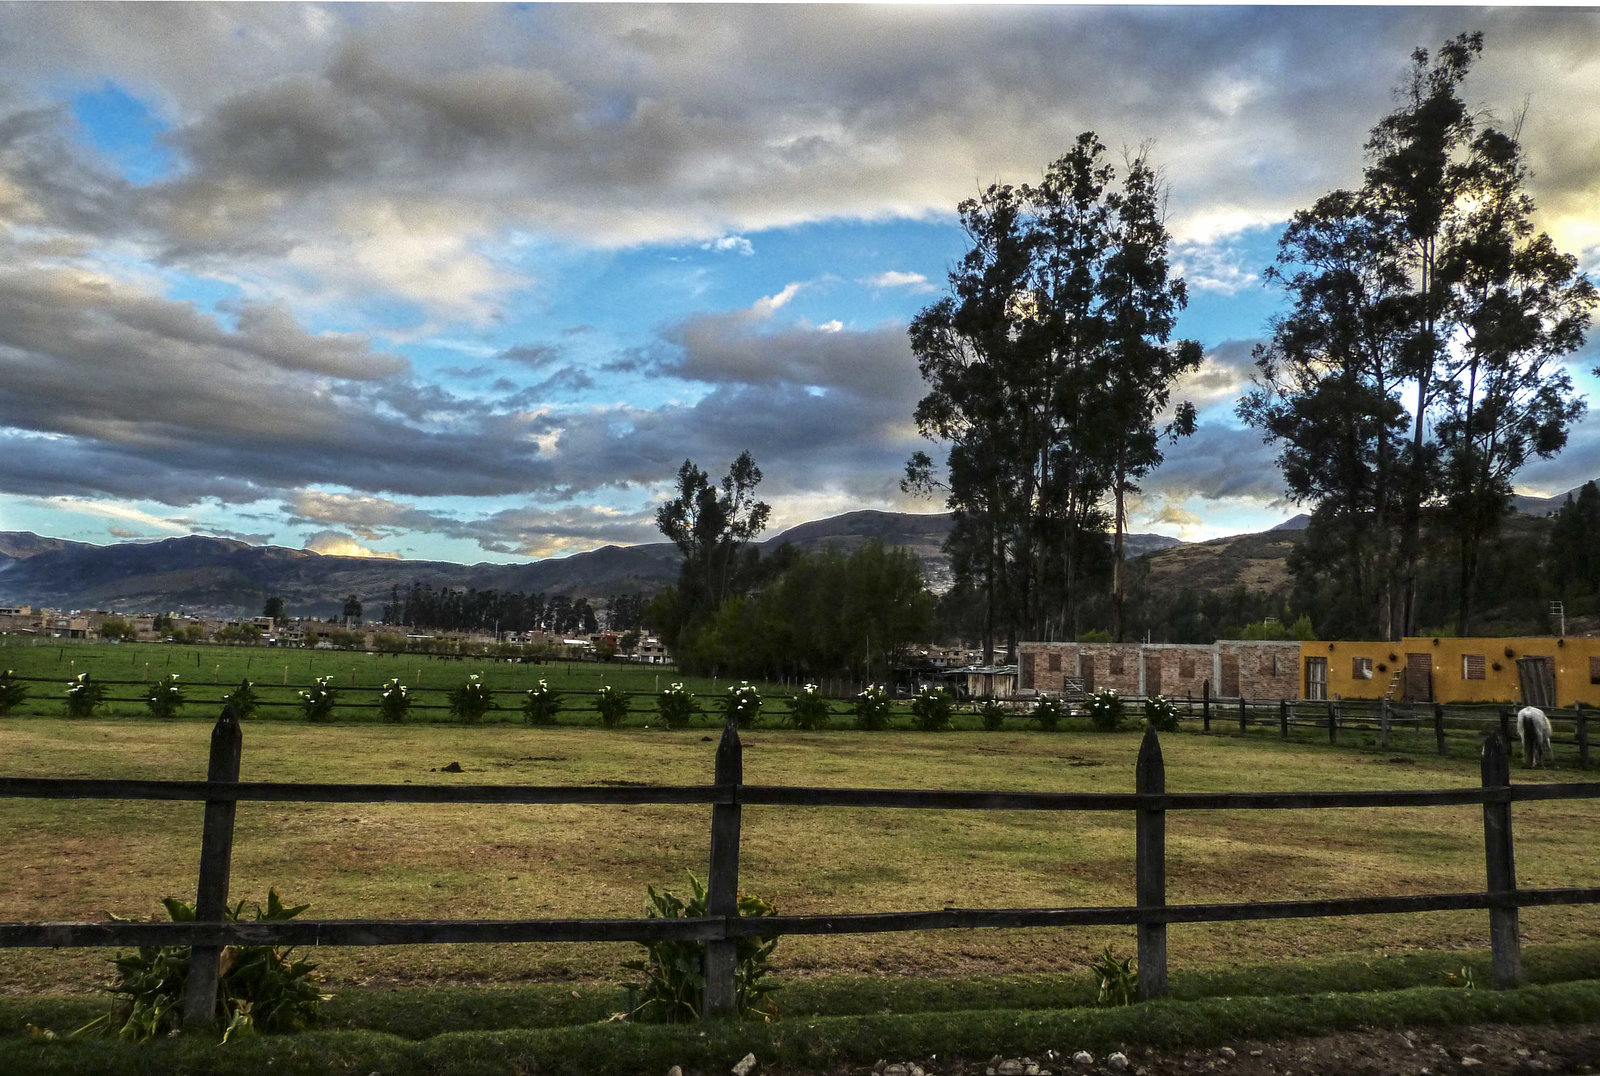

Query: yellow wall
<box><xmin>1300</xmin><ymin>636</ymin><xmax>1600</xmax><ymax>707</ymax></box>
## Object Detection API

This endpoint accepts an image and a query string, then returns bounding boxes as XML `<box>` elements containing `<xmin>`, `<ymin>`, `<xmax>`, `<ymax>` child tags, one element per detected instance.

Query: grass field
<box><xmin>2</xmin><ymin>713</ymin><xmax>1597</xmax><ymax>999</ymax></box>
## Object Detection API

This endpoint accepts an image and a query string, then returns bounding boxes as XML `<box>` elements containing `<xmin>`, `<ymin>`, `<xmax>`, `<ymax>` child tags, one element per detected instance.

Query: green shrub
<box><xmin>222</xmin><ymin>680</ymin><xmax>259</xmax><ymax>720</ymax></box>
<box><xmin>145</xmin><ymin>674</ymin><xmax>184</xmax><ymax>720</ymax></box>
<box><xmin>655</xmin><ymin>683</ymin><xmax>694</xmax><ymax>729</ymax></box>
<box><xmin>621</xmin><ymin>873</ymin><xmax>778</xmax><ymax>1023</ymax></box>
<box><xmin>595</xmin><ymin>685</ymin><xmax>630</xmax><ymax>728</ymax></box>
<box><xmin>378</xmin><ymin>679</ymin><xmax>410</xmax><ymax>724</ymax></box>
<box><xmin>1087</xmin><ymin>946</ymin><xmax>1138</xmax><ymax>1006</ymax></box>
<box><xmin>787</xmin><ymin>684</ymin><xmax>832</xmax><ymax>731</ymax></box>
<box><xmin>85</xmin><ymin>890</ymin><xmax>330</xmax><ymax>1043</ymax></box>
<box><xmin>978</xmin><ymin>699</ymin><xmax>1008</xmax><ymax>731</ymax></box>
<box><xmin>297</xmin><ymin>676</ymin><xmax>337</xmax><ymax>723</ymax></box>
<box><xmin>446</xmin><ymin>674</ymin><xmax>495</xmax><ymax>723</ymax></box>
<box><xmin>1083</xmin><ymin>689</ymin><xmax>1126</xmax><ymax>731</ymax></box>
<box><xmin>1143</xmin><ymin>693</ymin><xmax>1181</xmax><ymax>732</ymax></box>
<box><xmin>909</xmin><ymin>686</ymin><xmax>953</xmax><ymax>731</ymax></box>
<box><xmin>854</xmin><ymin>684</ymin><xmax>892</xmax><ymax>731</ymax></box>
<box><xmin>65</xmin><ymin>672</ymin><xmax>107</xmax><ymax>718</ymax></box>
<box><xmin>0</xmin><ymin>669</ymin><xmax>29</xmax><ymax>715</ymax></box>
<box><xmin>721</xmin><ymin>682</ymin><xmax>762</xmax><ymax>728</ymax></box>
<box><xmin>523</xmin><ymin>679</ymin><xmax>562</xmax><ymax>726</ymax></box>
<box><xmin>1031</xmin><ymin>695</ymin><xmax>1067</xmax><ymax>731</ymax></box>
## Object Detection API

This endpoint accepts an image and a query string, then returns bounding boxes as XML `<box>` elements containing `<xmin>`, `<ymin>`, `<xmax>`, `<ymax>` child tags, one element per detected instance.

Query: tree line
<box><xmin>378</xmin><ymin>583</ymin><xmax>647</xmax><ymax>637</ymax></box>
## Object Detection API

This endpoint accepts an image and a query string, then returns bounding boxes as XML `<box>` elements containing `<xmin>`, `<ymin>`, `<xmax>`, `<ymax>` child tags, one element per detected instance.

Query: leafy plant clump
<box><xmin>978</xmin><ymin>699</ymin><xmax>1008</xmax><ymax>731</ymax></box>
<box><xmin>1031</xmin><ymin>695</ymin><xmax>1067</xmax><ymax>732</ymax></box>
<box><xmin>656</xmin><ymin>683</ymin><xmax>694</xmax><ymax>729</ymax></box>
<box><xmin>854</xmin><ymin>684</ymin><xmax>892</xmax><ymax>731</ymax></box>
<box><xmin>1144</xmin><ymin>694</ymin><xmax>1181</xmax><ymax>732</ymax></box>
<box><xmin>85</xmin><ymin>890</ymin><xmax>330</xmax><ymax>1043</ymax></box>
<box><xmin>788</xmin><ymin>684</ymin><xmax>832</xmax><ymax>731</ymax></box>
<box><xmin>0</xmin><ymin>669</ymin><xmax>29</xmax><ymax>715</ymax></box>
<box><xmin>722</xmin><ymin>682</ymin><xmax>762</xmax><ymax>728</ymax></box>
<box><xmin>621</xmin><ymin>873</ymin><xmax>779</xmax><ymax>1024</ymax></box>
<box><xmin>595</xmin><ymin>684</ymin><xmax>631</xmax><ymax>728</ymax></box>
<box><xmin>378</xmin><ymin>679</ymin><xmax>410</xmax><ymax>724</ymax></box>
<box><xmin>146</xmin><ymin>673</ymin><xmax>185</xmax><ymax>720</ymax></box>
<box><xmin>910</xmin><ymin>686</ymin><xmax>953</xmax><ymax>731</ymax></box>
<box><xmin>447</xmin><ymin>673</ymin><xmax>496</xmax><ymax>723</ymax></box>
<box><xmin>298</xmin><ymin>676</ymin><xmax>337</xmax><ymax>723</ymax></box>
<box><xmin>1083</xmin><ymin>689</ymin><xmax>1126</xmax><ymax>732</ymax></box>
<box><xmin>1087</xmin><ymin>946</ymin><xmax>1138</xmax><ymax>1007</ymax></box>
<box><xmin>222</xmin><ymin>680</ymin><xmax>259</xmax><ymax>720</ymax></box>
<box><xmin>65</xmin><ymin>672</ymin><xmax>108</xmax><ymax>718</ymax></box>
<box><xmin>524</xmin><ymin>679</ymin><xmax>563</xmax><ymax>726</ymax></box>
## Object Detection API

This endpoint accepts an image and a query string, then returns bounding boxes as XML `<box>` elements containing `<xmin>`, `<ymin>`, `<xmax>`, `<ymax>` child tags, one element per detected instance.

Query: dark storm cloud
<box><xmin>1138</xmin><ymin>423</ymin><xmax>1288</xmax><ymax>504</ymax></box>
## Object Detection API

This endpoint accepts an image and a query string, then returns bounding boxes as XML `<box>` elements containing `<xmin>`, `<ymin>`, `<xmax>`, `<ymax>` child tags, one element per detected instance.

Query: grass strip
<box><xmin>3</xmin><ymin>979</ymin><xmax>1599</xmax><ymax>1076</ymax></box>
<box><xmin>6</xmin><ymin>940</ymin><xmax>1598</xmax><ymax>1041</ymax></box>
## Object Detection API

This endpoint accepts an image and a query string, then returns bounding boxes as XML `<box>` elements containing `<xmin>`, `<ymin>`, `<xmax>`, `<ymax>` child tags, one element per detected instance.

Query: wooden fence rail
<box><xmin>2</xmin><ymin>711</ymin><xmax>1599</xmax><ymax>1025</ymax></box>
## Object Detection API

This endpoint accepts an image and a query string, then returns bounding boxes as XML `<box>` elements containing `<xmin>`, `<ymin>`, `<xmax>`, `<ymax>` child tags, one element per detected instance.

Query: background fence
<box><xmin>2</xmin><ymin>710</ymin><xmax>1598</xmax><ymax>1026</ymax></box>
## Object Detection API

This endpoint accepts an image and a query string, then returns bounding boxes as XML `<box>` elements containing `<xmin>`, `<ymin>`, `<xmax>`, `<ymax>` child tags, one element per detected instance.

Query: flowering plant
<box><xmin>523</xmin><ymin>679</ymin><xmax>562</xmax><ymax>726</ymax></box>
<box><xmin>909</xmin><ymin>685</ymin><xmax>953</xmax><ymax>732</ymax></box>
<box><xmin>854</xmin><ymin>683</ymin><xmax>892</xmax><ymax>731</ymax></box>
<box><xmin>1032</xmin><ymin>694</ymin><xmax>1067</xmax><ymax>732</ymax></box>
<box><xmin>594</xmin><ymin>684</ymin><xmax>630</xmax><ymax>728</ymax></box>
<box><xmin>978</xmin><ymin>699</ymin><xmax>1008</xmax><ymax>731</ymax></box>
<box><xmin>66</xmin><ymin>672</ymin><xmax>107</xmax><ymax>718</ymax></box>
<box><xmin>378</xmin><ymin>679</ymin><xmax>410</xmax><ymax>724</ymax></box>
<box><xmin>1082</xmin><ymin>688</ymin><xmax>1125</xmax><ymax>732</ymax></box>
<box><xmin>656</xmin><ymin>682</ymin><xmax>694</xmax><ymax>729</ymax></box>
<box><xmin>298</xmin><ymin>676</ymin><xmax>337</xmax><ymax>723</ymax></box>
<box><xmin>146</xmin><ymin>673</ymin><xmax>185</xmax><ymax>720</ymax></box>
<box><xmin>446</xmin><ymin>673</ymin><xmax>495</xmax><ymax>723</ymax></box>
<box><xmin>222</xmin><ymin>680</ymin><xmax>259</xmax><ymax>720</ymax></box>
<box><xmin>721</xmin><ymin>681</ymin><xmax>762</xmax><ymax>728</ymax></box>
<box><xmin>788</xmin><ymin>683</ymin><xmax>831</xmax><ymax>731</ymax></box>
<box><xmin>1143</xmin><ymin>694</ymin><xmax>1181</xmax><ymax>732</ymax></box>
<box><xmin>0</xmin><ymin>669</ymin><xmax>29</xmax><ymax>716</ymax></box>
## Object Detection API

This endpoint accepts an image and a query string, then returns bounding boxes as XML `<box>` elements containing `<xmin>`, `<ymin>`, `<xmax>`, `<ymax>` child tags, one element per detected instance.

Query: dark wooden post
<box><xmin>1135</xmin><ymin>728</ymin><xmax>1167</xmax><ymax>1000</ymax></box>
<box><xmin>1379</xmin><ymin>698</ymin><xmax>1391</xmax><ymax>751</ymax></box>
<box><xmin>1480</xmin><ymin>733</ymin><xmax>1521</xmax><ymax>989</ymax></box>
<box><xmin>703</xmin><ymin>719</ymin><xmax>743</xmax><ymax>1017</ymax></box>
<box><xmin>1201</xmin><ymin>681</ymin><xmax>1210</xmax><ymax>733</ymax></box>
<box><xmin>1238</xmin><ymin>696</ymin><xmax>1247</xmax><ymax>735</ymax></box>
<box><xmin>1327</xmin><ymin>700</ymin><xmax>1337</xmax><ymax>745</ymax></box>
<box><xmin>1435</xmin><ymin>703</ymin><xmax>1448</xmax><ymax>756</ymax></box>
<box><xmin>1498</xmin><ymin>708</ymin><xmax>1513</xmax><ymax>753</ymax></box>
<box><xmin>183</xmin><ymin>705</ymin><xmax>242</xmax><ymax>1028</ymax></box>
<box><xmin>1279</xmin><ymin>699</ymin><xmax>1289</xmax><ymax>739</ymax></box>
<box><xmin>1576</xmin><ymin>703</ymin><xmax>1589</xmax><ymax>770</ymax></box>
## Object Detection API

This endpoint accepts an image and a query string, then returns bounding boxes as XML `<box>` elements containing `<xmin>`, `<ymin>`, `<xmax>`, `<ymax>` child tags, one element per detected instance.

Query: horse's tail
<box><xmin>1521</xmin><ymin>716</ymin><xmax>1537</xmax><ymax>759</ymax></box>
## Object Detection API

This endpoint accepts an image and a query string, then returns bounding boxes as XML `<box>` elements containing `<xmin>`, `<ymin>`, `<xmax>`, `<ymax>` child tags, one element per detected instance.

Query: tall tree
<box><xmin>262</xmin><ymin>595</ymin><xmax>285</xmax><ymax>623</ymax></box>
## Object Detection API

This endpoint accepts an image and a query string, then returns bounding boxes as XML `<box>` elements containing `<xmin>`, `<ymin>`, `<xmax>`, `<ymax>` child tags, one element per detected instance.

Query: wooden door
<box><xmin>1145</xmin><ymin>653</ymin><xmax>1162</xmax><ymax>697</ymax></box>
<box><xmin>1219</xmin><ymin>654</ymin><xmax>1241</xmax><ymax>698</ymax></box>
<box><xmin>1305</xmin><ymin>657</ymin><xmax>1327</xmax><ymax>701</ymax></box>
<box><xmin>1405</xmin><ymin>653</ymin><xmax>1433</xmax><ymax>703</ymax></box>
<box><xmin>1516</xmin><ymin>657</ymin><xmax>1556</xmax><ymax>708</ymax></box>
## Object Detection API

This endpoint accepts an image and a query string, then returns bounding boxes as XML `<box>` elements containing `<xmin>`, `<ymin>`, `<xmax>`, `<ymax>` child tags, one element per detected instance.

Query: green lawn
<box><xmin>2</xmin><ymin>714</ymin><xmax>1596</xmax><ymax>998</ymax></box>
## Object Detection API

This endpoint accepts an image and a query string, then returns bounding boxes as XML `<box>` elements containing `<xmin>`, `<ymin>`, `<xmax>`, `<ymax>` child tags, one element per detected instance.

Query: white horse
<box><xmin>1515</xmin><ymin>706</ymin><xmax>1554</xmax><ymax>768</ymax></box>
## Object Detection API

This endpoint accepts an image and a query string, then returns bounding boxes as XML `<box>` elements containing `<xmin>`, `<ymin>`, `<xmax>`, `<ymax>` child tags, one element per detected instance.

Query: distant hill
<box><xmin>0</xmin><ymin>511</ymin><xmax>1186</xmax><ymax>617</ymax></box>
<box><xmin>1138</xmin><ymin>529</ymin><xmax>1303</xmax><ymax>595</ymax></box>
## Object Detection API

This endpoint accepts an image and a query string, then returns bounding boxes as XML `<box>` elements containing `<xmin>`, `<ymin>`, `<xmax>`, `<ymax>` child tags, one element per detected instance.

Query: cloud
<box><xmin>302</xmin><ymin>529</ymin><xmax>401</xmax><ymax>559</ymax></box>
<box><xmin>863</xmin><ymin>270</ymin><xmax>936</xmax><ymax>293</ymax></box>
<box><xmin>702</xmin><ymin>235</ymin><xmax>753</xmax><ymax>255</ymax></box>
<box><xmin>106</xmin><ymin>526</ymin><xmax>142</xmax><ymax>539</ymax></box>
<box><xmin>1138</xmin><ymin>422</ymin><xmax>1288</xmax><ymax>504</ymax></box>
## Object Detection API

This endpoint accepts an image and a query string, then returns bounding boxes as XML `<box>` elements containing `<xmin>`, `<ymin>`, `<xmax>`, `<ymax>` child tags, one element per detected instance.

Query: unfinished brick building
<box><xmin>1017</xmin><ymin>640</ymin><xmax>1302</xmax><ymax>701</ymax></box>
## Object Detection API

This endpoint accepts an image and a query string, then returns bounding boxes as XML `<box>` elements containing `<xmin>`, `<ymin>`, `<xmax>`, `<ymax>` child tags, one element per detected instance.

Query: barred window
<box><xmin>1109</xmin><ymin>653</ymin><xmax>1125</xmax><ymax>675</ymax></box>
<box><xmin>1048</xmin><ymin>652</ymin><xmax>1061</xmax><ymax>673</ymax></box>
<box><xmin>1462</xmin><ymin>654</ymin><xmax>1486</xmax><ymax>680</ymax></box>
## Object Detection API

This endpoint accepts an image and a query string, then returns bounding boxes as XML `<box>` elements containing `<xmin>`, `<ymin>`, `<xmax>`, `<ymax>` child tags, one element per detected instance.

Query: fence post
<box><xmin>1238</xmin><ymin>696</ymin><xmax>1247</xmax><ymax>735</ymax></box>
<box><xmin>1379</xmin><ymin>697</ymin><xmax>1391</xmax><ymax>751</ymax></box>
<box><xmin>1279</xmin><ymin>699</ymin><xmax>1289</xmax><ymax>740</ymax></box>
<box><xmin>1135</xmin><ymin>728</ymin><xmax>1167</xmax><ymax>1000</ymax></box>
<box><xmin>1435</xmin><ymin>703</ymin><xmax>1447</xmax><ymax>756</ymax></box>
<box><xmin>1201</xmin><ymin>681</ymin><xmax>1210</xmax><ymax>733</ymax></box>
<box><xmin>1327</xmin><ymin>700</ymin><xmax>1337</xmax><ymax>745</ymax></box>
<box><xmin>1498</xmin><ymin>708</ymin><xmax>1513</xmax><ymax>751</ymax></box>
<box><xmin>1577</xmin><ymin>702</ymin><xmax>1589</xmax><ymax>770</ymax></box>
<box><xmin>703</xmin><ymin>718</ymin><xmax>743</xmax><ymax>1017</ymax></box>
<box><xmin>183</xmin><ymin>705</ymin><xmax>242</xmax><ymax>1028</ymax></box>
<box><xmin>1480</xmin><ymin>732</ymin><xmax>1521</xmax><ymax>989</ymax></box>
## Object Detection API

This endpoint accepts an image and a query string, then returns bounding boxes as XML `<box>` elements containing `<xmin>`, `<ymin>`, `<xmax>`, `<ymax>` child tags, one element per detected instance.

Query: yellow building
<box><xmin>1300</xmin><ymin>636</ymin><xmax>1600</xmax><ymax>708</ymax></box>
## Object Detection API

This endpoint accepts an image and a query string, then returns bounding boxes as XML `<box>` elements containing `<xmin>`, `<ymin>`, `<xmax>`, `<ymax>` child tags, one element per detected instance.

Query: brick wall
<box><xmin>1018</xmin><ymin>640</ymin><xmax>1305</xmax><ymax>699</ymax></box>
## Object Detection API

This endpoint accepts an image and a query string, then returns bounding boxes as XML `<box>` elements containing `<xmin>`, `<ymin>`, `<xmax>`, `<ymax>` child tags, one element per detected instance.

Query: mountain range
<box><xmin>0</xmin><ymin>511</ymin><xmax>1180</xmax><ymax>618</ymax></box>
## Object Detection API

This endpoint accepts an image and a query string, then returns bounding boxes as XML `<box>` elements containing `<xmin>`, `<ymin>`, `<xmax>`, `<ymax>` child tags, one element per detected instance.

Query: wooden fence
<box><xmin>3</xmin><ymin>710</ymin><xmax>1600</xmax><ymax>1025</ymax></box>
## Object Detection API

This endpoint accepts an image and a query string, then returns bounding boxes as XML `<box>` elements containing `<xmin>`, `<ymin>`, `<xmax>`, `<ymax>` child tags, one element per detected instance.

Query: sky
<box><xmin>0</xmin><ymin>4</ymin><xmax>1598</xmax><ymax>564</ymax></box>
